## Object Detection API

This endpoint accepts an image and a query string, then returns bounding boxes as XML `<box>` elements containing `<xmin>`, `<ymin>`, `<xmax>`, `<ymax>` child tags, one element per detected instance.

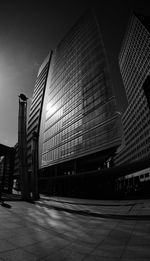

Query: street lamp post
<box><xmin>18</xmin><ymin>94</ymin><xmax>30</xmax><ymax>200</ymax></box>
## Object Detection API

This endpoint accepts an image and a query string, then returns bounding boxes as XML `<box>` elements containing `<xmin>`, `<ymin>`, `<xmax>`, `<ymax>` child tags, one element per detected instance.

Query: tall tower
<box><xmin>115</xmin><ymin>13</ymin><xmax>150</xmax><ymax>166</ymax></box>
<box><xmin>39</xmin><ymin>9</ymin><xmax>121</xmax><ymax>177</ymax></box>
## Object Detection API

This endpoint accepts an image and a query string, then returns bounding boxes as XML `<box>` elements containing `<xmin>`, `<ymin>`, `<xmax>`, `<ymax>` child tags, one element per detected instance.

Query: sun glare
<box><xmin>46</xmin><ymin>102</ymin><xmax>56</xmax><ymax>115</ymax></box>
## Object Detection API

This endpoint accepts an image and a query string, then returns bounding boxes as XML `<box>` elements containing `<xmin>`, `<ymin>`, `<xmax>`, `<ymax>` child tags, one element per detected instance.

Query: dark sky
<box><xmin>0</xmin><ymin>0</ymin><xmax>149</xmax><ymax>146</ymax></box>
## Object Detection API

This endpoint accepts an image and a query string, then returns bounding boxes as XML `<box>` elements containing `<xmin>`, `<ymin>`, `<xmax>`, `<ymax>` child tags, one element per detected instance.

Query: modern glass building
<box><xmin>39</xmin><ymin>8</ymin><xmax>121</xmax><ymax>179</ymax></box>
<box><xmin>115</xmin><ymin>13</ymin><xmax>150</xmax><ymax>166</ymax></box>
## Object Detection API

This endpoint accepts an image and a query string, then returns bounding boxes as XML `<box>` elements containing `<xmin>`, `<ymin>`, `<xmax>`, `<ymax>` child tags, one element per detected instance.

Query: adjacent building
<box><xmin>26</xmin><ymin>54</ymin><xmax>51</xmax><ymax>172</ymax></box>
<box><xmin>0</xmin><ymin>144</ymin><xmax>15</xmax><ymax>194</ymax></box>
<box><xmin>13</xmin><ymin>54</ymin><xmax>51</xmax><ymax>186</ymax></box>
<box><xmin>115</xmin><ymin>13</ymin><xmax>150</xmax><ymax>166</ymax></box>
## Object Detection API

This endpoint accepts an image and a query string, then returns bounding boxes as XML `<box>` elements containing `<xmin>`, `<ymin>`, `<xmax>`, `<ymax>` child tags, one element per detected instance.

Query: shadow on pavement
<box><xmin>0</xmin><ymin>201</ymin><xmax>12</xmax><ymax>208</ymax></box>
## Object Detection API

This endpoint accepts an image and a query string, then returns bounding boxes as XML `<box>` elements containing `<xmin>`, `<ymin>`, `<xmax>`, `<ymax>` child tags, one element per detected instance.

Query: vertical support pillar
<box><xmin>54</xmin><ymin>165</ymin><xmax>57</xmax><ymax>176</ymax></box>
<box><xmin>1</xmin><ymin>156</ymin><xmax>7</xmax><ymax>193</ymax></box>
<box><xmin>18</xmin><ymin>94</ymin><xmax>30</xmax><ymax>200</ymax></box>
<box><xmin>31</xmin><ymin>131</ymin><xmax>39</xmax><ymax>200</ymax></box>
<box><xmin>74</xmin><ymin>159</ymin><xmax>77</xmax><ymax>174</ymax></box>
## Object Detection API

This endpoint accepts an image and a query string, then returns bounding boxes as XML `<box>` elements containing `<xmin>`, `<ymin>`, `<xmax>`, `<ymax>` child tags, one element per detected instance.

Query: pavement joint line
<box><xmin>118</xmin><ymin>217</ymin><xmax>137</xmax><ymax>260</ymax></box>
<box><xmin>81</xmin><ymin>218</ymin><xmax>121</xmax><ymax>261</ymax></box>
<box><xmin>128</xmin><ymin>203</ymin><xmax>136</xmax><ymax>212</ymax></box>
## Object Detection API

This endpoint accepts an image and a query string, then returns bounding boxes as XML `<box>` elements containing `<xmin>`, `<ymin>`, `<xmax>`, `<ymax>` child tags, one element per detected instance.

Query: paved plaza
<box><xmin>0</xmin><ymin>196</ymin><xmax>150</xmax><ymax>260</ymax></box>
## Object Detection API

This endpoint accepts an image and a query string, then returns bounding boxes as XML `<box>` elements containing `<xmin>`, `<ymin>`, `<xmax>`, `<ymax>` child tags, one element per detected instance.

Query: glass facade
<box><xmin>39</xmin><ymin>9</ymin><xmax>121</xmax><ymax>168</ymax></box>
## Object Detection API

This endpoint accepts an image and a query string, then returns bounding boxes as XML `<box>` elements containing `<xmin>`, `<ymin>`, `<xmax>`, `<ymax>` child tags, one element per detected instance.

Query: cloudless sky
<box><xmin>0</xmin><ymin>0</ymin><xmax>149</xmax><ymax>147</ymax></box>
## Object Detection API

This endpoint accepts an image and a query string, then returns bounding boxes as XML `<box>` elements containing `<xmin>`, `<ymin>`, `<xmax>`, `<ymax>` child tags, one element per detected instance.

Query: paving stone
<box><xmin>44</xmin><ymin>248</ymin><xmax>85</xmax><ymax>261</ymax></box>
<box><xmin>8</xmin><ymin>235</ymin><xmax>38</xmax><ymax>247</ymax></box>
<box><xmin>83</xmin><ymin>255</ymin><xmax>119</xmax><ymax>261</ymax></box>
<box><xmin>122</xmin><ymin>245</ymin><xmax>150</xmax><ymax>259</ymax></box>
<box><xmin>0</xmin><ymin>249</ymin><xmax>39</xmax><ymax>261</ymax></box>
<box><xmin>92</xmin><ymin>245</ymin><xmax>125</xmax><ymax>258</ymax></box>
<box><xmin>0</xmin><ymin>239</ymin><xmax>16</xmax><ymax>253</ymax></box>
<box><xmin>64</xmin><ymin>241</ymin><xmax>94</xmax><ymax>254</ymax></box>
<box><xmin>23</xmin><ymin>241</ymin><xmax>62</xmax><ymax>259</ymax></box>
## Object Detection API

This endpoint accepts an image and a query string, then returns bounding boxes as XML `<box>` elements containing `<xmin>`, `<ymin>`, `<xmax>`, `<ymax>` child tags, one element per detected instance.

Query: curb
<box><xmin>36</xmin><ymin>202</ymin><xmax>150</xmax><ymax>220</ymax></box>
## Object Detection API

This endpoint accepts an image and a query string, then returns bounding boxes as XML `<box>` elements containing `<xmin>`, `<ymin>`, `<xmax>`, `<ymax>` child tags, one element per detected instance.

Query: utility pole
<box><xmin>18</xmin><ymin>94</ymin><xmax>30</xmax><ymax>201</ymax></box>
<box><xmin>31</xmin><ymin>131</ymin><xmax>39</xmax><ymax>200</ymax></box>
